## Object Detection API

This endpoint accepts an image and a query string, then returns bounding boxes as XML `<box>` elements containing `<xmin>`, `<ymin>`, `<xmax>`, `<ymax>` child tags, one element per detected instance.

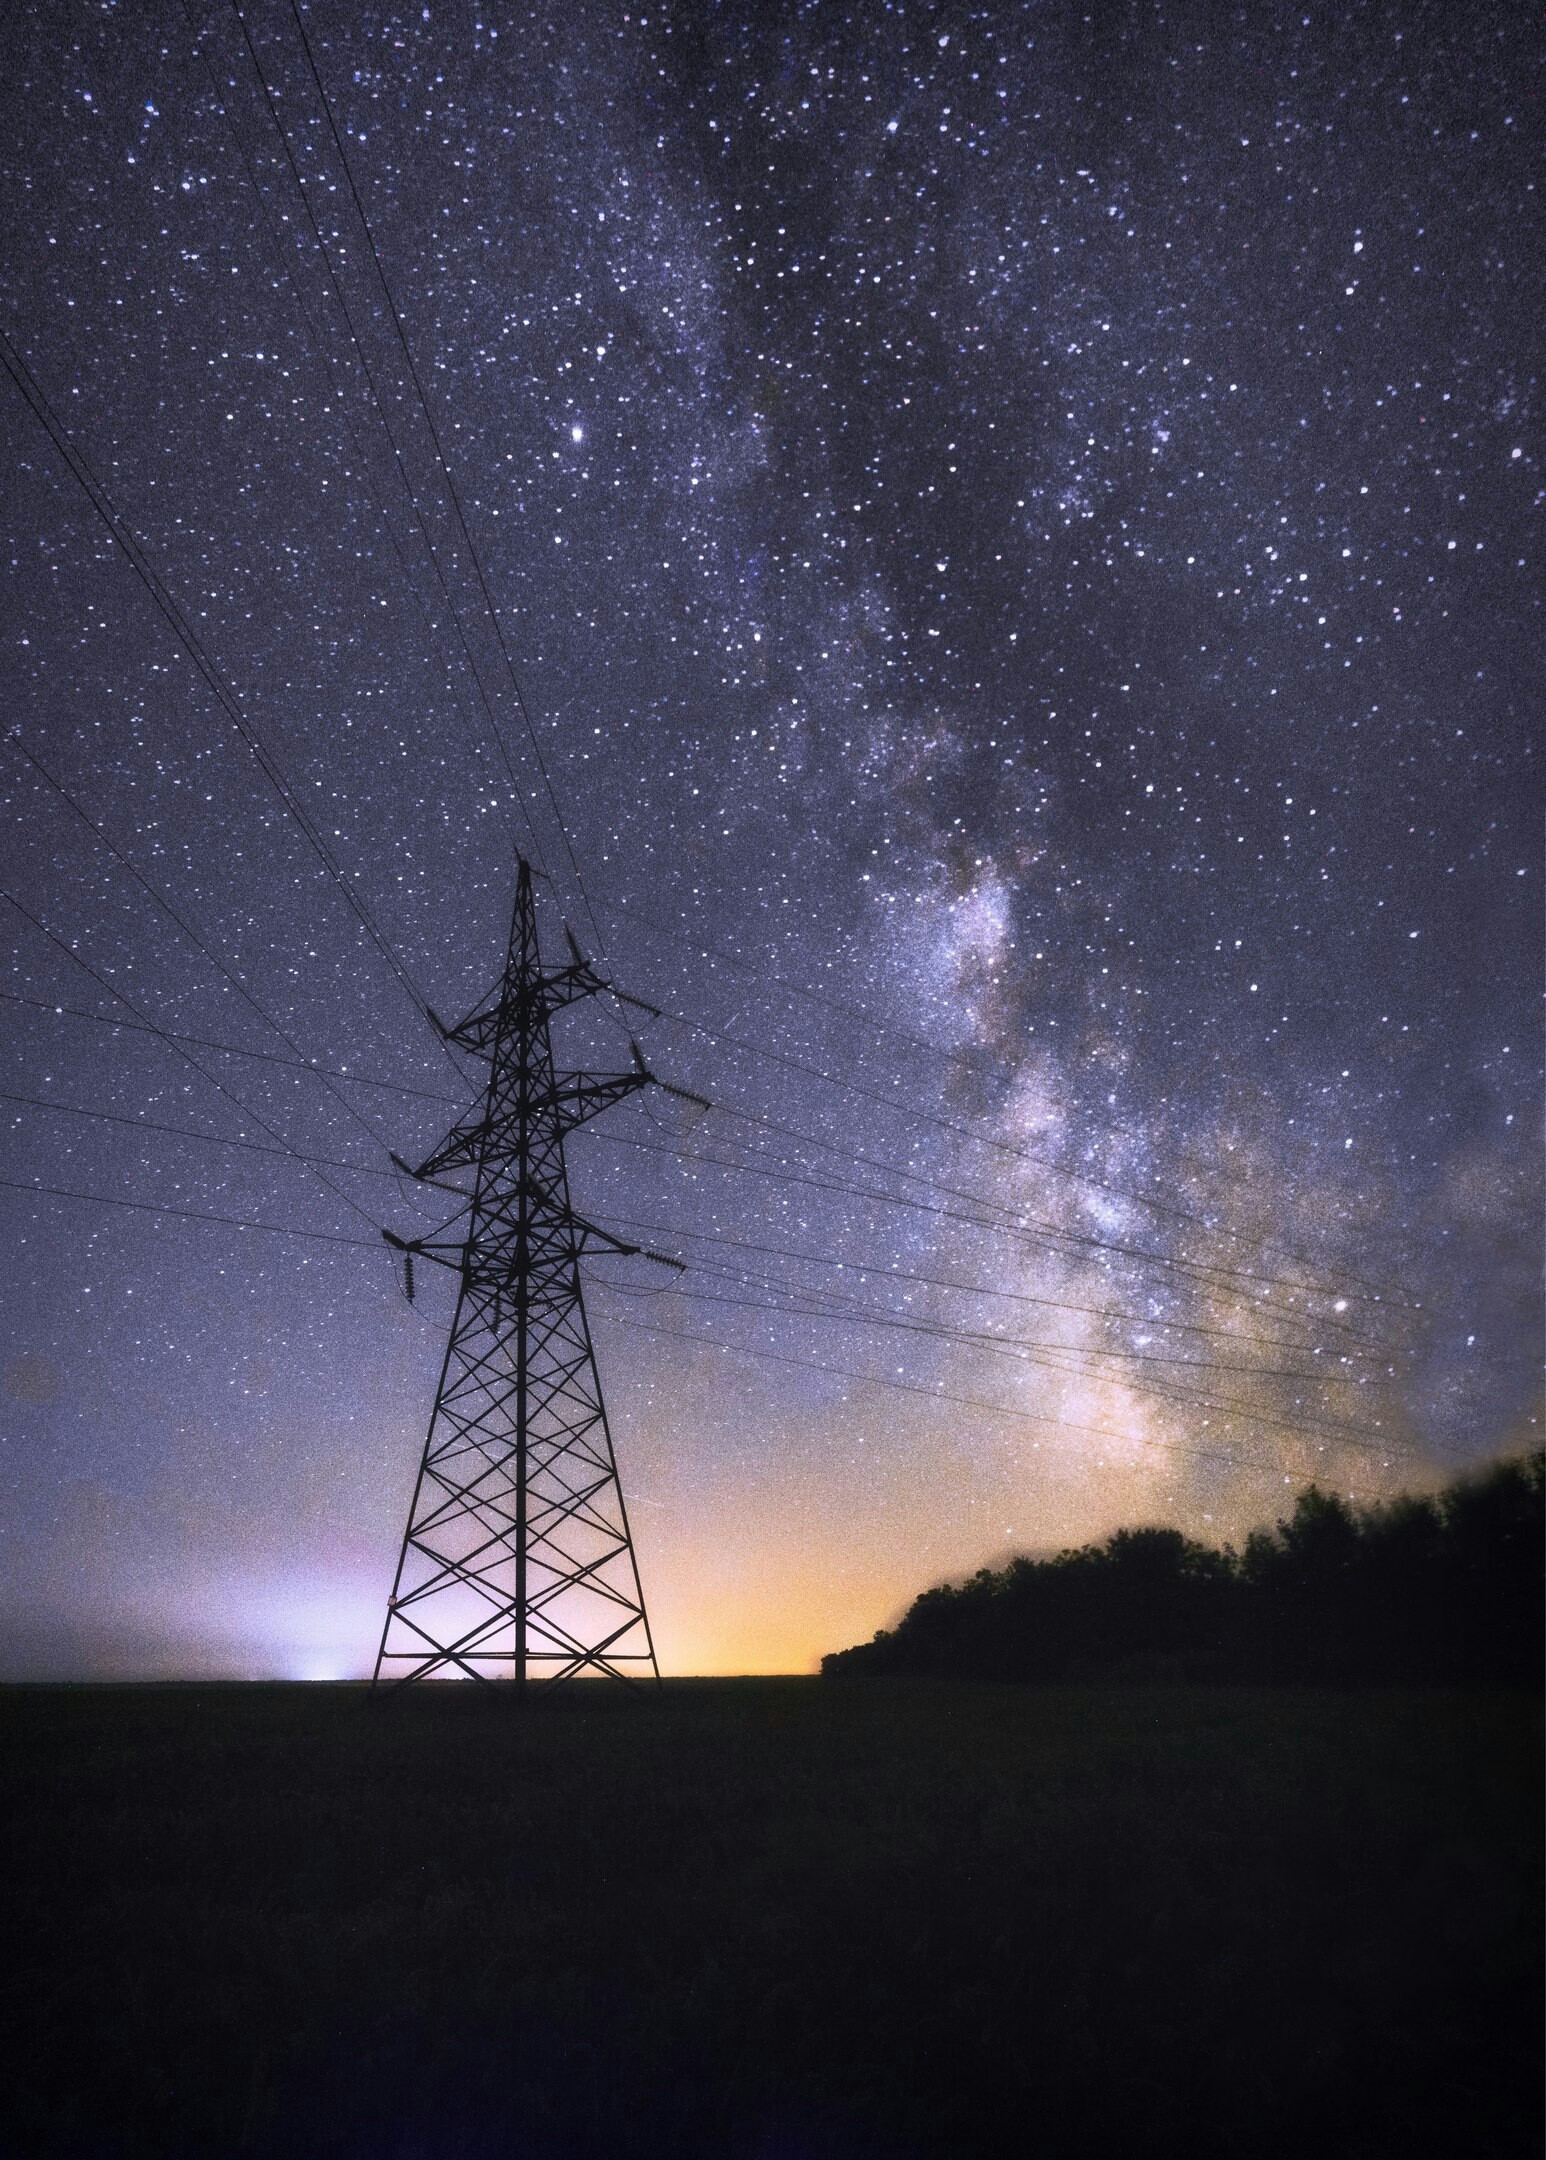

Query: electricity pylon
<box><xmin>374</xmin><ymin>859</ymin><xmax>699</xmax><ymax>1692</ymax></box>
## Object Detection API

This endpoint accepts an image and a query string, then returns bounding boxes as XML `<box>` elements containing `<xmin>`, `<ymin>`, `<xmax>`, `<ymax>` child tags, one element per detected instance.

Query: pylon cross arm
<box><xmin>552</xmin><ymin>1068</ymin><xmax>650</xmax><ymax>1131</ymax></box>
<box><xmin>414</xmin><ymin>1127</ymin><xmax>487</xmax><ymax>1178</ymax></box>
<box><xmin>438</xmin><ymin>964</ymin><xmax>611</xmax><ymax>1061</ymax></box>
<box><xmin>381</xmin><ymin>1229</ymin><xmax>467</xmax><ymax>1275</ymax></box>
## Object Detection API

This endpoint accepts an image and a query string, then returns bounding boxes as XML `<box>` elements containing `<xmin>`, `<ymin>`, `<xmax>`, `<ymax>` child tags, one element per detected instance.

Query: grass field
<box><xmin>0</xmin><ymin>1679</ymin><xmax>1538</xmax><ymax>2158</ymax></box>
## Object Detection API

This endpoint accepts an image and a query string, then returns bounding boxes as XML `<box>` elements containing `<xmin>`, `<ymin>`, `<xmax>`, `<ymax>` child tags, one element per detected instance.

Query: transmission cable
<box><xmin>0</xmin><ymin>1167</ymin><xmax>1404</xmax><ymax>1486</ymax></box>
<box><xmin>595</xmin><ymin>1215</ymin><xmax>1393</xmax><ymax>1363</ymax></box>
<box><xmin>0</xmin><ymin>1064</ymin><xmax>1433</xmax><ymax>1461</ymax></box>
<box><xmin>0</xmin><ymin>1146</ymin><xmax>1405</xmax><ymax>1483</ymax></box>
<box><xmin>0</xmin><ymin>324</ymin><xmax>446</xmax><ymax>1051</ymax></box>
<box><xmin>697</xmin><ymin>1085</ymin><xmax>1384</xmax><ymax>1315</ymax></box>
<box><xmin>596</xmin><ymin>1128</ymin><xmax>1388</xmax><ymax>1355</ymax></box>
<box><xmin>666</xmin><ymin>1128</ymin><xmax>1387</xmax><ymax>1356</ymax></box>
<box><xmin>598</xmin><ymin>1272</ymin><xmax>1410</xmax><ymax>1458</ymax></box>
<box><xmin>592</xmin><ymin>1304</ymin><xmax>1403</xmax><ymax>1502</ymax></box>
<box><xmin>8</xmin><ymin>731</ymin><xmax>399</xmax><ymax>1159</ymax></box>
<box><xmin>279</xmin><ymin>0</ymin><xmax>603</xmax><ymax>950</ymax></box>
<box><xmin>627</xmin><ymin>1249</ymin><xmax>1377</xmax><ymax>1388</ymax></box>
<box><xmin>598</xmin><ymin>885</ymin><xmax>1402</xmax><ymax>1300</ymax></box>
<box><xmin>0</xmin><ymin>1086</ymin><xmax>1445</xmax><ymax>1410</ymax></box>
<box><xmin>0</xmin><ymin>1085</ymin><xmax>423</xmax><ymax>1186</ymax></box>
<box><xmin>0</xmin><ymin>989</ymin><xmax>463</xmax><ymax>1105</ymax></box>
<box><xmin>4</xmin><ymin>892</ymin><xmax>384</xmax><ymax>1235</ymax></box>
<box><xmin>622</xmin><ymin>1028</ymin><xmax>1381</xmax><ymax>1335</ymax></box>
<box><xmin>635</xmin><ymin>1096</ymin><xmax>1391</xmax><ymax>1347</ymax></box>
<box><xmin>623</xmin><ymin>990</ymin><xmax>1408</xmax><ymax>1313</ymax></box>
<box><xmin>0</xmin><ymin>1171</ymin><xmax>381</xmax><ymax>1250</ymax></box>
<box><xmin>4</xmin><ymin>1067</ymin><xmax>1397</xmax><ymax>1392</ymax></box>
<box><xmin>2</xmin><ymin>959</ymin><xmax>1392</xmax><ymax>1361</ymax></box>
<box><xmin>207</xmin><ymin>0</ymin><xmax>543</xmax><ymax>873</ymax></box>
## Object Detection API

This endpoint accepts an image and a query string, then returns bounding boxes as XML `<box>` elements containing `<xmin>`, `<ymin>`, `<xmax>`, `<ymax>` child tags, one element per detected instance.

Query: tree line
<box><xmin>821</xmin><ymin>1450</ymin><xmax>1543</xmax><ymax>1686</ymax></box>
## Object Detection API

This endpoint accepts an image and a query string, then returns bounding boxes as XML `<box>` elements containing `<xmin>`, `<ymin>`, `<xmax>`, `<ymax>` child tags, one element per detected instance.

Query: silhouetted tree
<box><xmin>821</xmin><ymin>1451</ymin><xmax>1543</xmax><ymax>1686</ymax></box>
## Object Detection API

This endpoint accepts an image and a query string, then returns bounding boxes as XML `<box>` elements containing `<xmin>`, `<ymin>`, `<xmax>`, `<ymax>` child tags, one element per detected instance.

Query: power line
<box><xmin>0</xmin><ymin>1074</ymin><xmax>1398</xmax><ymax>1396</ymax></box>
<box><xmin>7</xmin><ymin>730</ymin><xmax>394</xmax><ymax>1160</ymax></box>
<box><xmin>599</xmin><ymin>1273</ymin><xmax>1409</xmax><ymax>1457</ymax></box>
<box><xmin>635</xmin><ymin>1255</ymin><xmax>1374</xmax><ymax>1387</ymax></box>
<box><xmin>0</xmin><ymin>1071</ymin><xmax>1416</xmax><ymax>1460</ymax></box>
<box><xmin>0</xmin><ymin>1010</ymin><xmax>1421</xmax><ymax>1447</ymax></box>
<box><xmin>0</xmin><ymin>1174</ymin><xmax>1403</xmax><ymax>1498</ymax></box>
<box><xmin>0</xmin><ymin>1071</ymin><xmax>1415</xmax><ymax>1464</ymax></box>
<box><xmin>281</xmin><ymin>0</ymin><xmax>603</xmax><ymax>950</ymax></box>
<box><xmin>4</xmin><ymin>892</ymin><xmax>384</xmax><ymax>1235</ymax></box>
<box><xmin>0</xmin><ymin>1171</ymin><xmax>379</xmax><ymax>1250</ymax></box>
<box><xmin>15</xmin><ymin>954</ymin><xmax>1390</xmax><ymax>1356</ymax></box>
<box><xmin>627</xmin><ymin>992</ymin><xmax>1410</xmax><ymax>1314</ymax></box>
<box><xmin>0</xmin><ymin>989</ymin><xmax>462</xmax><ymax>1104</ymax></box>
<box><xmin>179</xmin><ymin>0</ymin><xmax>536</xmax><ymax>873</ymax></box>
<box><xmin>699</xmin><ymin>1088</ymin><xmax>1389</xmax><ymax>1319</ymax></box>
<box><xmin>593</xmin><ymin>1303</ymin><xmax>1403</xmax><ymax>1501</ymax></box>
<box><xmin>597</xmin><ymin>887</ymin><xmax>1409</xmax><ymax>1308</ymax></box>
<box><xmin>0</xmin><ymin>322</ymin><xmax>443</xmax><ymax>1045</ymax></box>
<box><xmin>6</xmin><ymin>898</ymin><xmax>1392</xmax><ymax>1368</ymax></box>
<box><xmin>597</xmin><ymin>1215</ymin><xmax>1393</xmax><ymax>1363</ymax></box>
<box><xmin>209</xmin><ymin>0</ymin><xmax>542</xmax><ymax>875</ymax></box>
<box><xmin>595</xmin><ymin>1123</ymin><xmax>1381</xmax><ymax>1339</ymax></box>
<box><xmin>4</xmin><ymin>278</ymin><xmax>1393</xmax><ymax>1344</ymax></box>
<box><xmin>593</xmin><ymin>982</ymin><xmax>1404</xmax><ymax>1337</ymax></box>
<box><xmin>10</xmin><ymin>966</ymin><xmax>1381</xmax><ymax>1356</ymax></box>
<box><xmin>607</xmin><ymin>1120</ymin><xmax>1348</xmax><ymax>1336</ymax></box>
<box><xmin>0</xmin><ymin>1085</ymin><xmax>413</xmax><ymax>1185</ymax></box>
<box><xmin>0</xmin><ymin>1060</ymin><xmax>1425</xmax><ymax>1429</ymax></box>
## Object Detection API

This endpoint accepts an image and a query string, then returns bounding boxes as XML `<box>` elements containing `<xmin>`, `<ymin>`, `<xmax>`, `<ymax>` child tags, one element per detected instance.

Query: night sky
<box><xmin>1</xmin><ymin>1</ymin><xmax>1537</xmax><ymax>1678</ymax></box>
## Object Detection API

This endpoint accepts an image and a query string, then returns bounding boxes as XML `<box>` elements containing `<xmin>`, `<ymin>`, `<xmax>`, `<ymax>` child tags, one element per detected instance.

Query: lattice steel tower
<box><xmin>375</xmin><ymin>860</ymin><xmax>692</xmax><ymax>1692</ymax></box>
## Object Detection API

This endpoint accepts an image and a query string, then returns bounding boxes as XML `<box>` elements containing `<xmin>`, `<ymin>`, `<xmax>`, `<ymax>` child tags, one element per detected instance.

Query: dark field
<box><xmin>0</xmin><ymin>1681</ymin><xmax>1538</xmax><ymax>2159</ymax></box>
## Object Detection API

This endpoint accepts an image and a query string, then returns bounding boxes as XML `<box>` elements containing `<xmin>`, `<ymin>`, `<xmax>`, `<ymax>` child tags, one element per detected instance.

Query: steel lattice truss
<box><xmin>374</xmin><ymin>861</ymin><xmax>687</xmax><ymax>1692</ymax></box>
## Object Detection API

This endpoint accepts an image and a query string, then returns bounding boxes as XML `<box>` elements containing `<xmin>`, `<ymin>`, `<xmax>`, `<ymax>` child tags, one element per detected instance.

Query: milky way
<box><xmin>0</xmin><ymin>1</ymin><xmax>1537</xmax><ymax>1676</ymax></box>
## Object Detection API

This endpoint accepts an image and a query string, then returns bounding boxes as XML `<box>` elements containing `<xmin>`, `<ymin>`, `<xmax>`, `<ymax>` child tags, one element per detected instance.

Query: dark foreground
<box><xmin>0</xmin><ymin>1681</ymin><xmax>1538</xmax><ymax>2160</ymax></box>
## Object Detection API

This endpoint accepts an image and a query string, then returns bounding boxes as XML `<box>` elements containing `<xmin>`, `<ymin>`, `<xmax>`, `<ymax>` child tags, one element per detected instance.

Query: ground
<box><xmin>0</xmin><ymin>1678</ymin><xmax>1538</xmax><ymax>2158</ymax></box>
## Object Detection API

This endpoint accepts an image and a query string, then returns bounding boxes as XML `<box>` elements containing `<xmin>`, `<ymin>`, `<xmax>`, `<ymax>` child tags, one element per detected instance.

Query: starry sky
<box><xmin>0</xmin><ymin>0</ymin><xmax>1538</xmax><ymax>1678</ymax></box>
